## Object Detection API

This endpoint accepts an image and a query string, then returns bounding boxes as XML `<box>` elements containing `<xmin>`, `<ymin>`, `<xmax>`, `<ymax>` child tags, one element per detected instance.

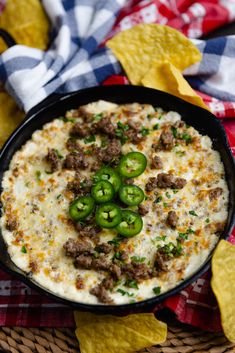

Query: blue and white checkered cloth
<box><xmin>185</xmin><ymin>36</ymin><xmax>235</xmax><ymax>103</ymax></box>
<box><xmin>0</xmin><ymin>0</ymin><xmax>124</xmax><ymax>111</ymax></box>
<box><xmin>0</xmin><ymin>0</ymin><xmax>235</xmax><ymax>112</ymax></box>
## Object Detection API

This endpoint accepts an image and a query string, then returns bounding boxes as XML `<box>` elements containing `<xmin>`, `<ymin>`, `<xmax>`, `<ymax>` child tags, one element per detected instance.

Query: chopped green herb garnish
<box><xmin>125</xmin><ymin>279</ymin><xmax>139</xmax><ymax>290</ymax></box>
<box><xmin>61</xmin><ymin>116</ymin><xmax>76</xmax><ymax>123</ymax></box>
<box><xmin>206</xmin><ymin>218</ymin><xmax>210</xmax><ymax>223</ymax></box>
<box><xmin>115</xmin><ymin>121</ymin><xmax>129</xmax><ymax>144</ymax></box>
<box><xmin>117</xmin><ymin>121</ymin><xmax>129</xmax><ymax>131</ymax></box>
<box><xmin>181</xmin><ymin>133</ymin><xmax>192</xmax><ymax>144</ymax></box>
<box><xmin>155</xmin><ymin>235</ymin><xmax>167</xmax><ymax>241</ymax></box>
<box><xmin>108</xmin><ymin>236</ymin><xmax>123</xmax><ymax>247</ymax></box>
<box><xmin>115</xmin><ymin>128</ymin><xmax>128</xmax><ymax>145</ymax></box>
<box><xmin>35</xmin><ymin>170</ymin><xmax>41</xmax><ymax>181</ymax></box>
<box><xmin>84</xmin><ymin>135</ymin><xmax>96</xmax><ymax>144</ymax></box>
<box><xmin>117</xmin><ymin>289</ymin><xmax>134</xmax><ymax>297</ymax></box>
<box><xmin>163</xmin><ymin>202</ymin><xmax>168</xmax><ymax>208</ymax></box>
<box><xmin>172</xmin><ymin>189</ymin><xmax>179</xmax><ymax>194</ymax></box>
<box><xmin>113</xmin><ymin>252</ymin><xmax>122</xmax><ymax>260</ymax></box>
<box><xmin>84</xmin><ymin>149</ymin><xmax>92</xmax><ymax>155</ymax></box>
<box><xmin>171</xmin><ymin>126</ymin><xmax>178</xmax><ymax>138</ymax></box>
<box><xmin>178</xmin><ymin>233</ymin><xmax>188</xmax><ymax>240</ymax></box>
<box><xmin>55</xmin><ymin>149</ymin><xmax>63</xmax><ymax>159</ymax></box>
<box><xmin>161</xmin><ymin>242</ymin><xmax>175</xmax><ymax>254</ymax></box>
<box><xmin>21</xmin><ymin>245</ymin><xmax>27</xmax><ymax>254</ymax></box>
<box><xmin>154</xmin><ymin>196</ymin><xmax>162</xmax><ymax>203</ymax></box>
<box><xmin>101</xmin><ymin>136</ymin><xmax>108</xmax><ymax>148</ymax></box>
<box><xmin>178</xmin><ymin>228</ymin><xmax>195</xmax><ymax>241</ymax></box>
<box><xmin>25</xmin><ymin>181</ymin><xmax>30</xmax><ymax>187</ymax></box>
<box><xmin>153</xmin><ymin>286</ymin><xmax>161</xmax><ymax>295</ymax></box>
<box><xmin>175</xmin><ymin>240</ymin><xmax>183</xmax><ymax>256</ymax></box>
<box><xmin>141</xmin><ymin>127</ymin><xmax>150</xmax><ymax>136</ymax></box>
<box><xmin>45</xmin><ymin>171</ymin><xmax>53</xmax><ymax>174</ymax></box>
<box><xmin>147</xmin><ymin>114</ymin><xmax>153</xmax><ymax>120</ymax></box>
<box><xmin>189</xmin><ymin>210</ymin><xmax>198</xmax><ymax>217</ymax></box>
<box><xmin>153</xmin><ymin>123</ymin><xmax>159</xmax><ymax>130</ymax></box>
<box><xmin>120</xmin><ymin>136</ymin><xmax>128</xmax><ymax>145</ymax></box>
<box><xmin>160</xmin><ymin>241</ymin><xmax>183</xmax><ymax>257</ymax></box>
<box><xmin>92</xmin><ymin>252</ymin><xmax>99</xmax><ymax>259</ymax></box>
<box><xmin>115</xmin><ymin>129</ymin><xmax>123</xmax><ymax>138</ymax></box>
<box><xmin>175</xmin><ymin>150</ymin><xmax>186</xmax><ymax>156</ymax></box>
<box><xmin>165</xmin><ymin>192</ymin><xmax>171</xmax><ymax>199</ymax></box>
<box><xmin>115</xmin><ymin>279</ymin><xmax>123</xmax><ymax>287</ymax></box>
<box><xmin>93</xmin><ymin>113</ymin><xmax>103</xmax><ymax>121</ymax></box>
<box><xmin>131</xmin><ymin>255</ymin><xmax>146</xmax><ymax>263</ymax></box>
<box><xmin>56</xmin><ymin>194</ymin><xmax>62</xmax><ymax>200</ymax></box>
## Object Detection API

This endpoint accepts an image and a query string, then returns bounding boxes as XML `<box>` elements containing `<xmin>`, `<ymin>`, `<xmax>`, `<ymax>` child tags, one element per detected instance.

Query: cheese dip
<box><xmin>0</xmin><ymin>101</ymin><xmax>229</xmax><ymax>304</ymax></box>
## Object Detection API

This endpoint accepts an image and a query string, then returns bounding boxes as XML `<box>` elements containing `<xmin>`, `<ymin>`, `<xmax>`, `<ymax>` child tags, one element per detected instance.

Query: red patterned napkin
<box><xmin>106</xmin><ymin>0</ymin><xmax>235</xmax><ymax>40</ymax></box>
<box><xmin>0</xmin><ymin>0</ymin><xmax>235</xmax><ymax>329</ymax></box>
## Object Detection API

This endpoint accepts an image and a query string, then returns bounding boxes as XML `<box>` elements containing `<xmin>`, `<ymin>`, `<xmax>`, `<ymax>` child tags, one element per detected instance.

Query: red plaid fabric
<box><xmin>0</xmin><ymin>0</ymin><xmax>235</xmax><ymax>329</ymax></box>
<box><xmin>0</xmin><ymin>269</ymin><xmax>74</xmax><ymax>327</ymax></box>
<box><xmin>105</xmin><ymin>0</ymin><xmax>235</xmax><ymax>41</ymax></box>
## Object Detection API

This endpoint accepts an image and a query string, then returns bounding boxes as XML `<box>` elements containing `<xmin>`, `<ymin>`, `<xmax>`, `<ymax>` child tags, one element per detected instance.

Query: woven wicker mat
<box><xmin>0</xmin><ymin>321</ymin><xmax>234</xmax><ymax>353</ymax></box>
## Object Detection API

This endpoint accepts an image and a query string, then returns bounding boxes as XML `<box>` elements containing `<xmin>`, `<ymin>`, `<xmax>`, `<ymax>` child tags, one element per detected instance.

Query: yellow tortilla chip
<box><xmin>0</xmin><ymin>92</ymin><xmax>24</xmax><ymax>147</ymax></box>
<box><xmin>211</xmin><ymin>240</ymin><xmax>235</xmax><ymax>342</ymax></box>
<box><xmin>74</xmin><ymin>311</ymin><xmax>167</xmax><ymax>353</ymax></box>
<box><xmin>0</xmin><ymin>0</ymin><xmax>49</xmax><ymax>145</ymax></box>
<box><xmin>107</xmin><ymin>23</ymin><xmax>201</xmax><ymax>85</ymax></box>
<box><xmin>0</xmin><ymin>0</ymin><xmax>50</xmax><ymax>52</ymax></box>
<box><xmin>142</xmin><ymin>61</ymin><xmax>209</xmax><ymax>110</ymax></box>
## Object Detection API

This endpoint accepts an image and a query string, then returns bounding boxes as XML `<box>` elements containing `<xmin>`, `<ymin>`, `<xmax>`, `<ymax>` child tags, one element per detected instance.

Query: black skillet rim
<box><xmin>0</xmin><ymin>85</ymin><xmax>234</xmax><ymax>314</ymax></box>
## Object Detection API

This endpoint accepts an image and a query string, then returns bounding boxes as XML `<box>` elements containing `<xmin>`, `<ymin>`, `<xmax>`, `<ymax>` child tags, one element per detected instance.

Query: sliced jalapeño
<box><xmin>94</xmin><ymin>166</ymin><xmax>121</xmax><ymax>192</ymax></box>
<box><xmin>118</xmin><ymin>152</ymin><xmax>147</xmax><ymax>178</ymax></box>
<box><xmin>91</xmin><ymin>180</ymin><xmax>114</xmax><ymax>203</ymax></box>
<box><xmin>116</xmin><ymin>210</ymin><xmax>143</xmax><ymax>237</ymax></box>
<box><xmin>119</xmin><ymin>185</ymin><xmax>144</xmax><ymax>206</ymax></box>
<box><xmin>95</xmin><ymin>203</ymin><xmax>122</xmax><ymax>228</ymax></box>
<box><xmin>69</xmin><ymin>196</ymin><xmax>95</xmax><ymax>221</ymax></box>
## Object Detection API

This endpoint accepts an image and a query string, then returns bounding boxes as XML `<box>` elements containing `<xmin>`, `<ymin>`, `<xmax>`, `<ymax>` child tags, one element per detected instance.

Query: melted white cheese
<box><xmin>0</xmin><ymin>101</ymin><xmax>229</xmax><ymax>304</ymax></box>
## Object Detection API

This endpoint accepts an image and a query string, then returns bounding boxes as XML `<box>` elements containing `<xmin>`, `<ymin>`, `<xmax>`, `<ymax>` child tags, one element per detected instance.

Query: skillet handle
<box><xmin>0</xmin><ymin>29</ymin><xmax>16</xmax><ymax>48</ymax></box>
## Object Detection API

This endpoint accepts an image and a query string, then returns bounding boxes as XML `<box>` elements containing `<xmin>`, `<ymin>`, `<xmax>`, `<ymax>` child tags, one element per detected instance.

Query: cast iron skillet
<box><xmin>0</xmin><ymin>85</ymin><xmax>235</xmax><ymax>315</ymax></box>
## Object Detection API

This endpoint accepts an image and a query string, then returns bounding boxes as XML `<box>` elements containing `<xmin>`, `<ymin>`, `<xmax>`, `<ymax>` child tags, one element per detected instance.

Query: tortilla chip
<box><xmin>211</xmin><ymin>240</ymin><xmax>235</xmax><ymax>342</ymax></box>
<box><xmin>0</xmin><ymin>0</ymin><xmax>50</xmax><ymax>52</ymax></box>
<box><xmin>74</xmin><ymin>311</ymin><xmax>167</xmax><ymax>353</ymax></box>
<box><xmin>0</xmin><ymin>0</ymin><xmax>49</xmax><ymax>144</ymax></box>
<box><xmin>142</xmin><ymin>61</ymin><xmax>209</xmax><ymax>110</ymax></box>
<box><xmin>107</xmin><ymin>24</ymin><xmax>201</xmax><ymax>85</ymax></box>
<box><xmin>0</xmin><ymin>92</ymin><xmax>24</xmax><ymax>147</ymax></box>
